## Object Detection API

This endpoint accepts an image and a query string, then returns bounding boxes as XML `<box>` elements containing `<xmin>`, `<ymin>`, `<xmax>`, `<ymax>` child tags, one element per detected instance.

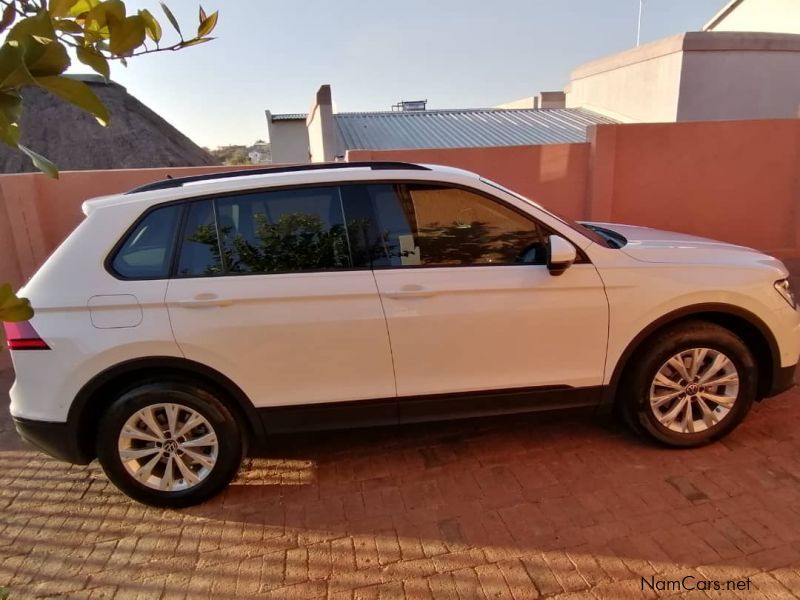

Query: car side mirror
<box><xmin>547</xmin><ymin>235</ymin><xmax>576</xmax><ymax>276</ymax></box>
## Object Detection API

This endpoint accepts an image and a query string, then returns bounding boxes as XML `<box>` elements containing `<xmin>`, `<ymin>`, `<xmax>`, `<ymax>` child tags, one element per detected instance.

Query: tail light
<box><xmin>2</xmin><ymin>321</ymin><xmax>50</xmax><ymax>350</ymax></box>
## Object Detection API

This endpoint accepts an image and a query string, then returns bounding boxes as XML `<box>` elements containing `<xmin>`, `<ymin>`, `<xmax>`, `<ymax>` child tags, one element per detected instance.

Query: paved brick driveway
<box><xmin>2</xmin><ymin>367</ymin><xmax>800</xmax><ymax>600</ymax></box>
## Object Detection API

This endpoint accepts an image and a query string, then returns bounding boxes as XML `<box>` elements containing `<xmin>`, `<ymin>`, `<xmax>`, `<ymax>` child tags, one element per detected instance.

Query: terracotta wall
<box><xmin>348</xmin><ymin>144</ymin><xmax>592</xmax><ymax>221</ymax></box>
<box><xmin>350</xmin><ymin>119</ymin><xmax>800</xmax><ymax>259</ymax></box>
<box><xmin>1</xmin><ymin>118</ymin><xmax>799</xmax><ymax>295</ymax></box>
<box><xmin>602</xmin><ymin>119</ymin><xmax>800</xmax><ymax>255</ymax></box>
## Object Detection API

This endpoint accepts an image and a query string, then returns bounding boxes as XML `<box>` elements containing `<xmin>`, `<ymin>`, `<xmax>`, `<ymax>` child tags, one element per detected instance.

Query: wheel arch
<box><xmin>68</xmin><ymin>356</ymin><xmax>264</xmax><ymax>463</ymax></box>
<box><xmin>607</xmin><ymin>303</ymin><xmax>780</xmax><ymax>406</ymax></box>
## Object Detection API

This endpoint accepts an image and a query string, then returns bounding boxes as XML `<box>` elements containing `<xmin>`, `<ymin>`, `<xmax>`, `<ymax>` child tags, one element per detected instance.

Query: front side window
<box><xmin>343</xmin><ymin>184</ymin><xmax>549</xmax><ymax>267</ymax></box>
<box><xmin>215</xmin><ymin>186</ymin><xmax>351</xmax><ymax>274</ymax></box>
<box><xmin>111</xmin><ymin>203</ymin><xmax>181</xmax><ymax>279</ymax></box>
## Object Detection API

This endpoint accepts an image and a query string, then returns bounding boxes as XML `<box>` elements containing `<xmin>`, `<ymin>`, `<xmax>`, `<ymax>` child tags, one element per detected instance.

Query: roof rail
<box><xmin>125</xmin><ymin>161</ymin><xmax>430</xmax><ymax>194</ymax></box>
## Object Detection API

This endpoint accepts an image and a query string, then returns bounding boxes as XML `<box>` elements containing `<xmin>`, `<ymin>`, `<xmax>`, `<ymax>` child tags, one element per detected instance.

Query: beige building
<box><xmin>705</xmin><ymin>0</ymin><xmax>800</xmax><ymax>34</ymax></box>
<box><xmin>495</xmin><ymin>91</ymin><xmax>566</xmax><ymax>110</ymax></box>
<box><xmin>559</xmin><ymin>0</ymin><xmax>800</xmax><ymax>124</ymax></box>
<box><xmin>564</xmin><ymin>31</ymin><xmax>800</xmax><ymax>123</ymax></box>
<box><xmin>265</xmin><ymin>111</ymin><xmax>309</xmax><ymax>163</ymax></box>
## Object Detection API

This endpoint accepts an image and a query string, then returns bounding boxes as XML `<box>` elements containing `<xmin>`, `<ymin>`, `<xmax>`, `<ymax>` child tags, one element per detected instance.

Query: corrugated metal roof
<box><xmin>271</xmin><ymin>113</ymin><xmax>307</xmax><ymax>121</ymax></box>
<box><xmin>334</xmin><ymin>108</ymin><xmax>615</xmax><ymax>150</ymax></box>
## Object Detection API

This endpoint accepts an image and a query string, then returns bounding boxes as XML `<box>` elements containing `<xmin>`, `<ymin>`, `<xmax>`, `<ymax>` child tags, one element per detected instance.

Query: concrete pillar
<box><xmin>307</xmin><ymin>85</ymin><xmax>339</xmax><ymax>162</ymax></box>
<box><xmin>538</xmin><ymin>91</ymin><xmax>566</xmax><ymax>109</ymax></box>
<box><xmin>0</xmin><ymin>174</ymin><xmax>48</xmax><ymax>285</ymax></box>
<box><xmin>586</xmin><ymin>124</ymin><xmax>617</xmax><ymax>222</ymax></box>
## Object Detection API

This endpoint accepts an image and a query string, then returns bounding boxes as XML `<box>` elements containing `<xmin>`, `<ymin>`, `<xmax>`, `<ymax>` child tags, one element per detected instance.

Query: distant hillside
<box><xmin>208</xmin><ymin>142</ymin><xmax>271</xmax><ymax>165</ymax></box>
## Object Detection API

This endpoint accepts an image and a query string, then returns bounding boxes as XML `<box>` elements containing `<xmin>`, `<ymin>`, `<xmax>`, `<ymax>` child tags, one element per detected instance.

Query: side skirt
<box><xmin>257</xmin><ymin>385</ymin><xmax>606</xmax><ymax>434</ymax></box>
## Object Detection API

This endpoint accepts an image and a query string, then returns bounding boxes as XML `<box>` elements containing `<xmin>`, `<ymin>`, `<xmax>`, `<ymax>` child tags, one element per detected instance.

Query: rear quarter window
<box><xmin>110</xmin><ymin>204</ymin><xmax>181</xmax><ymax>279</ymax></box>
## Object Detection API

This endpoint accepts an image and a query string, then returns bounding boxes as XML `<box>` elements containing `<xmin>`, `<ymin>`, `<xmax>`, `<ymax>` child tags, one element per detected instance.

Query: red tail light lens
<box><xmin>2</xmin><ymin>321</ymin><xmax>50</xmax><ymax>350</ymax></box>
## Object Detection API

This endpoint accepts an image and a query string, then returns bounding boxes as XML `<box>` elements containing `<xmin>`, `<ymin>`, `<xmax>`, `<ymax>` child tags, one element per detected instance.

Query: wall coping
<box><xmin>570</xmin><ymin>31</ymin><xmax>800</xmax><ymax>80</ymax></box>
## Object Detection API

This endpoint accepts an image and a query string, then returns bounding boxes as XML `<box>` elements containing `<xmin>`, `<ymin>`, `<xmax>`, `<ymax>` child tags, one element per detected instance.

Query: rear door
<box><xmin>341</xmin><ymin>183</ymin><xmax>609</xmax><ymax>408</ymax></box>
<box><xmin>165</xmin><ymin>186</ymin><xmax>396</xmax><ymax>408</ymax></box>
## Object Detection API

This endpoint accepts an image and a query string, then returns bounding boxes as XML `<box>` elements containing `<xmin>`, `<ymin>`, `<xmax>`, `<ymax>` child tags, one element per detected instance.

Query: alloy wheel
<box><xmin>649</xmin><ymin>347</ymin><xmax>739</xmax><ymax>434</ymax></box>
<box><xmin>117</xmin><ymin>403</ymin><xmax>219</xmax><ymax>491</ymax></box>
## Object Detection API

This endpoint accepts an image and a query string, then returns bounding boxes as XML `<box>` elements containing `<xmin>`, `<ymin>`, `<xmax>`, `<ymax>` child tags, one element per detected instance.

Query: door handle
<box><xmin>383</xmin><ymin>285</ymin><xmax>437</xmax><ymax>299</ymax></box>
<box><xmin>175</xmin><ymin>293</ymin><xmax>233</xmax><ymax>308</ymax></box>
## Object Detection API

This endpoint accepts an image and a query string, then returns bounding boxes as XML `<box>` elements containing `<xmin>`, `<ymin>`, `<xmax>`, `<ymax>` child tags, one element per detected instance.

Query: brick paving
<box><xmin>2</xmin><ymin>367</ymin><xmax>800</xmax><ymax>599</ymax></box>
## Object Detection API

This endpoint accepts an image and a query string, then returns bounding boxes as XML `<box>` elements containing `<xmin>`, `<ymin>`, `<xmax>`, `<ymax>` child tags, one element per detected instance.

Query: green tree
<box><xmin>0</xmin><ymin>0</ymin><xmax>218</xmax><ymax>324</ymax></box>
<box><xmin>210</xmin><ymin>144</ymin><xmax>250</xmax><ymax>165</ymax></box>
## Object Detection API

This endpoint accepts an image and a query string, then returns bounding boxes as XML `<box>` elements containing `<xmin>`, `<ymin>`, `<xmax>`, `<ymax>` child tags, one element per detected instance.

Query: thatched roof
<box><xmin>0</xmin><ymin>74</ymin><xmax>218</xmax><ymax>172</ymax></box>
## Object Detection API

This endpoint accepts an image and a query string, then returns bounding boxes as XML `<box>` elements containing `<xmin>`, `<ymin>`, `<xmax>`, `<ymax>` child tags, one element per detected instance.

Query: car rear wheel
<box><xmin>622</xmin><ymin>320</ymin><xmax>757</xmax><ymax>447</ymax></box>
<box><xmin>96</xmin><ymin>382</ymin><xmax>244</xmax><ymax>507</ymax></box>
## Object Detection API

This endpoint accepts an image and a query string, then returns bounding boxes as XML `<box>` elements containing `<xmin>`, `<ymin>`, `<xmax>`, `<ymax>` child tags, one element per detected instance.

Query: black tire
<box><xmin>96</xmin><ymin>382</ymin><xmax>244</xmax><ymax>508</ymax></box>
<box><xmin>620</xmin><ymin>320</ymin><xmax>757</xmax><ymax>447</ymax></box>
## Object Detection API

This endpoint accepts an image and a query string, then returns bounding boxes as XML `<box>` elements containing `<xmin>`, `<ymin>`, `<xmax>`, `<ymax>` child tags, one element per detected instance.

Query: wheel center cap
<box><xmin>164</xmin><ymin>440</ymin><xmax>179</xmax><ymax>453</ymax></box>
<box><xmin>685</xmin><ymin>383</ymin><xmax>700</xmax><ymax>395</ymax></box>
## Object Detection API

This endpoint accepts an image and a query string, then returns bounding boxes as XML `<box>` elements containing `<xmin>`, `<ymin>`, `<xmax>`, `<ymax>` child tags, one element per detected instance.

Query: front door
<box><xmin>165</xmin><ymin>187</ymin><xmax>396</xmax><ymax>408</ymax></box>
<box><xmin>341</xmin><ymin>183</ymin><xmax>608</xmax><ymax>405</ymax></box>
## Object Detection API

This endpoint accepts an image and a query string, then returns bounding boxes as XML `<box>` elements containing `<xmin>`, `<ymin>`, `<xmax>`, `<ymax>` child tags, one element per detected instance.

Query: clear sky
<box><xmin>74</xmin><ymin>0</ymin><xmax>726</xmax><ymax>148</ymax></box>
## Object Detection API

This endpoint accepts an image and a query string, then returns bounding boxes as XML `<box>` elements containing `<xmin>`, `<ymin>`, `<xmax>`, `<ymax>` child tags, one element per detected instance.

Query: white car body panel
<box><xmin>165</xmin><ymin>271</ymin><xmax>396</xmax><ymax>407</ymax></box>
<box><xmin>374</xmin><ymin>263</ymin><xmax>608</xmax><ymax>396</ymax></box>
<box><xmin>6</xmin><ymin>164</ymin><xmax>800</xmax><ymax>435</ymax></box>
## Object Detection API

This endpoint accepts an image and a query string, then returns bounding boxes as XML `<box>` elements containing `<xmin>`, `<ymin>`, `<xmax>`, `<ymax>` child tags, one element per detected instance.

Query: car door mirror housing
<box><xmin>547</xmin><ymin>235</ymin><xmax>577</xmax><ymax>276</ymax></box>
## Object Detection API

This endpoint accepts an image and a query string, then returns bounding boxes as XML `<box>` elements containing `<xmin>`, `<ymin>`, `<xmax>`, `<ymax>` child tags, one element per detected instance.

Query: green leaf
<box><xmin>19</xmin><ymin>144</ymin><xmax>58</xmax><ymax>179</ymax></box>
<box><xmin>0</xmin><ymin>42</ymin><xmax>35</xmax><ymax>89</ymax></box>
<box><xmin>81</xmin><ymin>0</ymin><xmax>124</xmax><ymax>39</ymax></box>
<box><xmin>197</xmin><ymin>10</ymin><xmax>217</xmax><ymax>38</ymax></box>
<box><xmin>160</xmin><ymin>2</ymin><xmax>181</xmax><ymax>38</ymax></box>
<box><xmin>0</xmin><ymin>92</ymin><xmax>23</xmax><ymax>146</ymax></box>
<box><xmin>199</xmin><ymin>6</ymin><xmax>207</xmax><ymax>22</ymax></box>
<box><xmin>0</xmin><ymin>3</ymin><xmax>16</xmax><ymax>35</ymax></box>
<box><xmin>6</xmin><ymin>12</ymin><xmax>70</xmax><ymax>78</ymax></box>
<box><xmin>0</xmin><ymin>120</ymin><xmax>20</xmax><ymax>147</ymax></box>
<box><xmin>178</xmin><ymin>37</ymin><xmax>214</xmax><ymax>48</ymax></box>
<box><xmin>51</xmin><ymin>0</ymin><xmax>81</xmax><ymax>18</ymax></box>
<box><xmin>108</xmin><ymin>14</ymin><xmax>145</xmax><ymax>55</ymax></box>
<box><xmin>0</xmin><ymin>92</ymin><xmax>22</xmax><ymax>122</ymax></box>
<box><xmin>35</xmin><ymin>75</ymin><xmax>110</xmax><ymax>126</ymax></box>
<box><xmin>99</xmin><ymin>0</ymin><xmax>125</xmax><ymax>24</ymax></box>
<box><xmin>68</xmin><ymin>0</ymin><xmax>99</xmax><ymax>17</ymax></box>
<box><xmin>0</xmin><ymin>283</ymin><xmax>34</xmax><ymax>322</ymax></box>
<box><xmin>76</xmin><ymin>46</ymin><xmax>109</xmax><ymax>79</ymax></box>
<box><xmin>54</xmin><ymin>18</ymin><xmax>84</xmax><ymax>34</ymax></box>
<box><xmin>139</xmin><ymin>9</ymin><xmax>161</xmax><ymax>43</ymax></box>
<box><xmin>0</xmin><ymin>585</ymin><xmax>10</xmax><ymax>600</ymax></box>
<box><xmin>22</xmin><ymin>36</ymin><xmax>71</xmax><ymax>77</ymax></box>
<box><xmin>7</xmin><ymin>11</ymin><xmax>57</xmax><ymax>44</ymax></box>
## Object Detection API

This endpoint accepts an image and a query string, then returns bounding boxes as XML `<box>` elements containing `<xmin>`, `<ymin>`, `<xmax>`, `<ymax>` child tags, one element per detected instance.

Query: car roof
<box><xmin>82</xmin><ymin>162</ymin><xmax>480</xmax><ymax>215</ymax></box>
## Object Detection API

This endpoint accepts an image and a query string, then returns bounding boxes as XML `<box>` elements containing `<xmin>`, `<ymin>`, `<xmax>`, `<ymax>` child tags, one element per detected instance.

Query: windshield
<box><xmin>480</xmin><ymin>178</ymin><xmax>618</xmax><ymax>248</ymax></box>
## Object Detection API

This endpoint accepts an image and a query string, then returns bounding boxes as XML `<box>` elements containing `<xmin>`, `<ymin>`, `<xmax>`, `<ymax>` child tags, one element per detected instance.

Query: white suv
<box><xmin>5</xmin><ymin>162</ymin><xmax>799</xmax><ymax>507</ymax></box>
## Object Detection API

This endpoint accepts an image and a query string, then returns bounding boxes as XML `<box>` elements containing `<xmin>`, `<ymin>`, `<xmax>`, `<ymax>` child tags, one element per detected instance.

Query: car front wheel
<box><xmin>96</xmin><ymin>382</ymin><xmax>244</xmax><ymax>507</ymax></box>
<box><xmin>622</xmin><ymin>320</ymin><xmax>757</xmax><ymax>447</ymax></box>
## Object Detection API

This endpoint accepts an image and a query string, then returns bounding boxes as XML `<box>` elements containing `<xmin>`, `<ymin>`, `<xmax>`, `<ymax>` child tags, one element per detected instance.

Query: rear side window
<box><xmin>111</xmin><ymin>204</ymin><xmax>181</xmax><ymax>279</ymax></box>
<box><xmin>214</xmin><ymin>187</ymin><xmax>351</xmax><ymax>274</ymax></box>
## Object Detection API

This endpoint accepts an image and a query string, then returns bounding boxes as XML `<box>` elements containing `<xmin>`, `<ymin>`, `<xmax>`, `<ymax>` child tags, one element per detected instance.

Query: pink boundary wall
<box><xmin>2</xmin><ymin>118</ymin><xmax>799</xmax><ymax>292</ymax></box>
<box><xmin>2</xmin><ymin>119</ymin><xmax>799</xmax><ymax>368</ymax></box>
